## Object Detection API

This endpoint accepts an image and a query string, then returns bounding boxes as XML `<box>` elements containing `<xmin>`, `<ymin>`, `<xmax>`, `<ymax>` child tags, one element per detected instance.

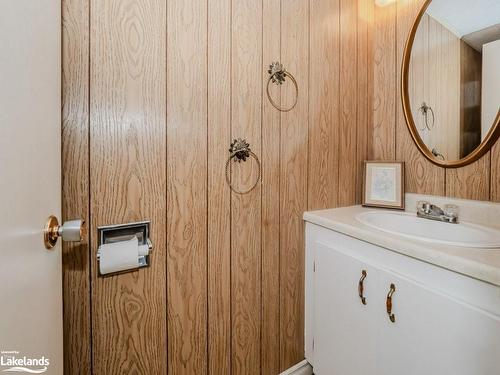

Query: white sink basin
<box><xmin>356</xmin><ymin>211</ymin><xmax>500</xmax><ymax>248</ymax></box>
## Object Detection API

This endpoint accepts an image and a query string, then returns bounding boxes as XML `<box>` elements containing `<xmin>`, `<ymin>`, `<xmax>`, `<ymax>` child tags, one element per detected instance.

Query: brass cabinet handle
<box><xmin>358</xmin><ymin>270</ymin><xmax>367</xmax><ymax>305</ymax></box>
<box><xmin>386</xmin><ymin>283</ymin><xmax>396</xmax><ymax>323</ymax></box>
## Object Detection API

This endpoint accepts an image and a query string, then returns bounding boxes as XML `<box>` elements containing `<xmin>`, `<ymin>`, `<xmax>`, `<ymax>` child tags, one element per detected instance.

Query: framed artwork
<box><xmin>362</xmin><ymin>161</ymin><xmax>405</xmax><ymax>210</ymax></box>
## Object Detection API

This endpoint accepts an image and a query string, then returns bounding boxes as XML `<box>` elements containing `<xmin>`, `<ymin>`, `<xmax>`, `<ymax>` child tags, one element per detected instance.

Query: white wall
<box><xmin>427</xmin><ymin>0</ymin><xmax>500</xmax><ymax>38</ymax></box>
<box><xmin>482</xmin><ymin>39</ymin><xmax>500</xmax><ymax>138</ymax></box>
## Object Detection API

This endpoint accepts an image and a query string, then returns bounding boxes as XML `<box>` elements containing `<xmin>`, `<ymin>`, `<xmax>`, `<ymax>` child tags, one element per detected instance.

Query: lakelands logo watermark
<box><xmin>0</xmin><ymin>351</ymin><xmax>49</xmax><ymax>373</ymax></box>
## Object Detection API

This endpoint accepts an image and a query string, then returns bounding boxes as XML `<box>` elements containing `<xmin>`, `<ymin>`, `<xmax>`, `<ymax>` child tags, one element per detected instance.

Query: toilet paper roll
<box><xmin>99</xmin><ymin>236</ymin><xmax>140</xmax><ymax>275</ymax></box>
<box><xmin>138</xmin><ymin>243</ymin><xmax>150</xmax><ymax>257</ymax></box>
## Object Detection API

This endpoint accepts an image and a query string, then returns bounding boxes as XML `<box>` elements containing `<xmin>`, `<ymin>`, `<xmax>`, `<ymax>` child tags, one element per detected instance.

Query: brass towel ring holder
<box><xmin>225</xmin><ymin>139</ymin><xmax>261</xmax><ymax>195</ymax></box>
<box><xmin>266</xmin><ymin>62</ymin><xmax>298</xmax><ymax>112</ymax></box>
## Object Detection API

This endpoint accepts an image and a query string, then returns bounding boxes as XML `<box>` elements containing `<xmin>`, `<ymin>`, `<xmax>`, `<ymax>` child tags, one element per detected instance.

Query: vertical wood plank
<box><xmin>395</xmin><ymin>0</ymin><xmax>445</xmax><ymax>195</ymax></box>
<box><xmin>445</xmin><ymin>23</ymin><xmax>460</xmax><ymax>160</ymax></box>
<box><xmin>262</xmin><ymin>0</ymin><xmax>281</xmax><ymax>373</ymax></box>
<box><xmin>356</xmin><ymin>0</ymin><xmax>374</xmax><ymax>202</ymax></box>
<box><xmin>208</xmin><ymin>0</ymin><xmax>231</xmax><ymax>372</ymax></box>
<box><xmin>90</xmin><ymin>0</ymin><xmax>167</xmax><ymax>373</ymax></box>
<box><xmin>446</xmin><ymin>156</ymin><xmax>491</xmax><ymax>200</ymax></box>
<box><xmin>280</xmin><ymin>0</ymin><xmax>309</xmax><ymax>370</ymax></box>
<box><xmin>231</xmin><ymin>1</ymin><xmax>262</xmax><ymax>374</ymax></box>
<box><xmin>339</xmin><ymin>0</ymin><xmax>358</xmax><ymax>206</ymax></box>
<box><xmin>308</xmin><ymin>0</ymin><xmax>340</xmax><ymax>210</ymax></box>
<box><xmin>492</xmin><ymin>144</ymin><xmax>500</xmax><ymax>202</ymax></box>
<box><xmin>167</xmin><ymin>0</ymin><xmax>208</xmax><ymax>373</ymax></box>
<box><xmin>62</xmin><ymin>0</ymin><xmax>90</xmax><ymax>373</ymax></box>
<box><xmin>366</xmin><ymin>0</ymin><xmax>375</xmax><ymax>162</ymax></box>
<box><xmin>373</xmin><ymin>1</ymin><xmax>396</xmax><ymax>160</ymax></box>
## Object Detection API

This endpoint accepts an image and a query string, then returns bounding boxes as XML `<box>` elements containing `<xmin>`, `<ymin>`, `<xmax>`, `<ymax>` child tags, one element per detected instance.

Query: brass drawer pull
<box><xmin>358</xmin><ymin>270</ymin><xmax>367</xmax><ymax>305</ymax></box>
<box><xmin>386</xmin><ymin>283</ymin><xmax>396</xmax><ymax>323</ymax></box>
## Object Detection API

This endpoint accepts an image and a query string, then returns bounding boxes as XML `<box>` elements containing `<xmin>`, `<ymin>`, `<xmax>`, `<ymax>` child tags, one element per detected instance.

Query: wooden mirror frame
<box><xmin>401</xmin><ymin>0</ymin><xmax>500</xmax><ymax>168</ymax></box>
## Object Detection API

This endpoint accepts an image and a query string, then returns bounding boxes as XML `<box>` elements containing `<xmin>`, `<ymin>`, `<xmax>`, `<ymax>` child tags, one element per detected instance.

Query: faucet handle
<box><xmin>417</xmin><ymin>200</ymin><xmax>431</xmax><ymax>213</ymax></box>
<box><xmin>443</xmin><ymin>204</ymin><xmax>459</xmax><ymax>219</ymax></box>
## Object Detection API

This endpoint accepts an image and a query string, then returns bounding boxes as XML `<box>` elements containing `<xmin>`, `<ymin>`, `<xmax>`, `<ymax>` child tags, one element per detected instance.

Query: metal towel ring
<box><xmin>419</xmin><ymin>102</ymin><xmax>435</xmax><ymax>131</ymax></box>
<box><xmin>266</xmin><ymin>62</ymin><xmax>298</xmax><ymax>112</ymax></box>
<box><xmin>225</xmin><ymin>138</ymin><xmax>261</xmax><ymax>195</ymax></box>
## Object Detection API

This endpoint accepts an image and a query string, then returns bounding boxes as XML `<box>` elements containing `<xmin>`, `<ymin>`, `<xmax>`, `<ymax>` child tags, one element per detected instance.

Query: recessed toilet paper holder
<box><xmin>97</xmin><ymin>221</ymin><xmax>153</xmax><ymax>275</ymax></box>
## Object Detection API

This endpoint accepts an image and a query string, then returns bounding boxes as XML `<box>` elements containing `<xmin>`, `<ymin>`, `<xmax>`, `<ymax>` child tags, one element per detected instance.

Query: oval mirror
<box><xmin>402</xmin><ymin>0</ymin><xmax>500</xmax><ymax>167</ymax></box>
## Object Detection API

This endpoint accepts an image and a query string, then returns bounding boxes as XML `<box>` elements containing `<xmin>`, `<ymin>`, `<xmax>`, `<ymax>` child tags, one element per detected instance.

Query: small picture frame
<box><xmin>362</xmin><ymin>161</ymin><xmax>405</xmax><ymax>210</ymax></box>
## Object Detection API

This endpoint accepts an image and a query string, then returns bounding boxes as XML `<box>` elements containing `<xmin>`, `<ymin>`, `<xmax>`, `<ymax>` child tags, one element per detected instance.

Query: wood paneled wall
<box><xmin>90</xmin><ymin>0</ymin><xmax>168</xmax><ymax>373</ymax></box>
<box><xmin>410</xmin><ymin>13</ymin><xmax>461</xmax><ymax>161</ymax></box>
<box><xmin>373</xmin><ymin>0</ymin><xmax>500</xmax><ymax>202</ymax></box>
<box><xmin>62</xmin><ymin>0</ymin><xmax>373</xmax><ymax>373</ymax></box>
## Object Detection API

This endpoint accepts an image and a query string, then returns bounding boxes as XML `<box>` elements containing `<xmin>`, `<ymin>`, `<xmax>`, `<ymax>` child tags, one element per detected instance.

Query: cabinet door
<box><xmin>313</xmin><ymin>242</ymin><xmax>378</xmax><ymax>375</ymax></box>
<box><xmin>377</xmin><ymin>269</ymin><xmax>500</xmax><ymax>375</ymax></box>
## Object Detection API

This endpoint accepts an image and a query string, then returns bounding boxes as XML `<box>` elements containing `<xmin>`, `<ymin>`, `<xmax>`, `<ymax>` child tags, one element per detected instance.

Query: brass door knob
<box><xmin>44</xmin><ymin>215</ymin><xmax>86</xmax><ymax>249</ymax></box>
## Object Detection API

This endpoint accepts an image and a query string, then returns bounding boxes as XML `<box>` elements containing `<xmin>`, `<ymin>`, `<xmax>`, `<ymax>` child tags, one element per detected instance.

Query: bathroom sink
<box><xmin>356</xmin><ymin>211</ymin><xmax>500</xmax><ymax>248</ymax></box>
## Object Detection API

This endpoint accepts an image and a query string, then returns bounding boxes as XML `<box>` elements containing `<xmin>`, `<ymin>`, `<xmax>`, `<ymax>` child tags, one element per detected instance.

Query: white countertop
<box><xmin>303</xmin><ymin>205</ymin><xmax>500</xmax><ymax>287</ymax></box>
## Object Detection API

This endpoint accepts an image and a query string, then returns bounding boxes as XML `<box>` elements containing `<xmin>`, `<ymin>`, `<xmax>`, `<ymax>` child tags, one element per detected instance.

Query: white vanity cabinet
<box><xmin>305</xmin><ymin>222</ymin><xmax>500</xmax><ymax>375</ymax></box>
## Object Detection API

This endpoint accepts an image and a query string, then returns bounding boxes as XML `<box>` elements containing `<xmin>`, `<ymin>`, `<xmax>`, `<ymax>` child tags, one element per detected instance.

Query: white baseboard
<box><xmin>279</xmin><ymin>360</ymin><xmax>313</xmax><ymax>375</ymax></box>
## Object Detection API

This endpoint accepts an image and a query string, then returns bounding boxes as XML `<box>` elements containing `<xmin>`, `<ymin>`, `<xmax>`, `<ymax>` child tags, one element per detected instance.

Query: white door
<box><xmin>0</xmin><ymin>1</ymin><xmax>63</xmax><ymax>374</ymax></box>
<box><xmin>377</xmin><ymin>269</ymin><xmax>500</xmax><ymax>375</ymax></box>
<box><xmin>313</xmin><ymin>242</ymin><xmax>378</xmax><ymax>375</ymax></box>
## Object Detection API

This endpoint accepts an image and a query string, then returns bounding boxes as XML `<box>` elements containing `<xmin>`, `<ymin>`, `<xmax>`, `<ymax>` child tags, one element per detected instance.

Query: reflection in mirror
<box><xmin>408</xmin><ymin>0</ymin><xmax>500</xmax><ymax>161</ymax></box>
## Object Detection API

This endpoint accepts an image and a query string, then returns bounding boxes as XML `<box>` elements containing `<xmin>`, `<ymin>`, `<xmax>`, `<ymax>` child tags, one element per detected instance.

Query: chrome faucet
<box><xmin>416</xmin><ymin>201</ymin><xmax>459</xmax><ymax>224</ymax></box>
